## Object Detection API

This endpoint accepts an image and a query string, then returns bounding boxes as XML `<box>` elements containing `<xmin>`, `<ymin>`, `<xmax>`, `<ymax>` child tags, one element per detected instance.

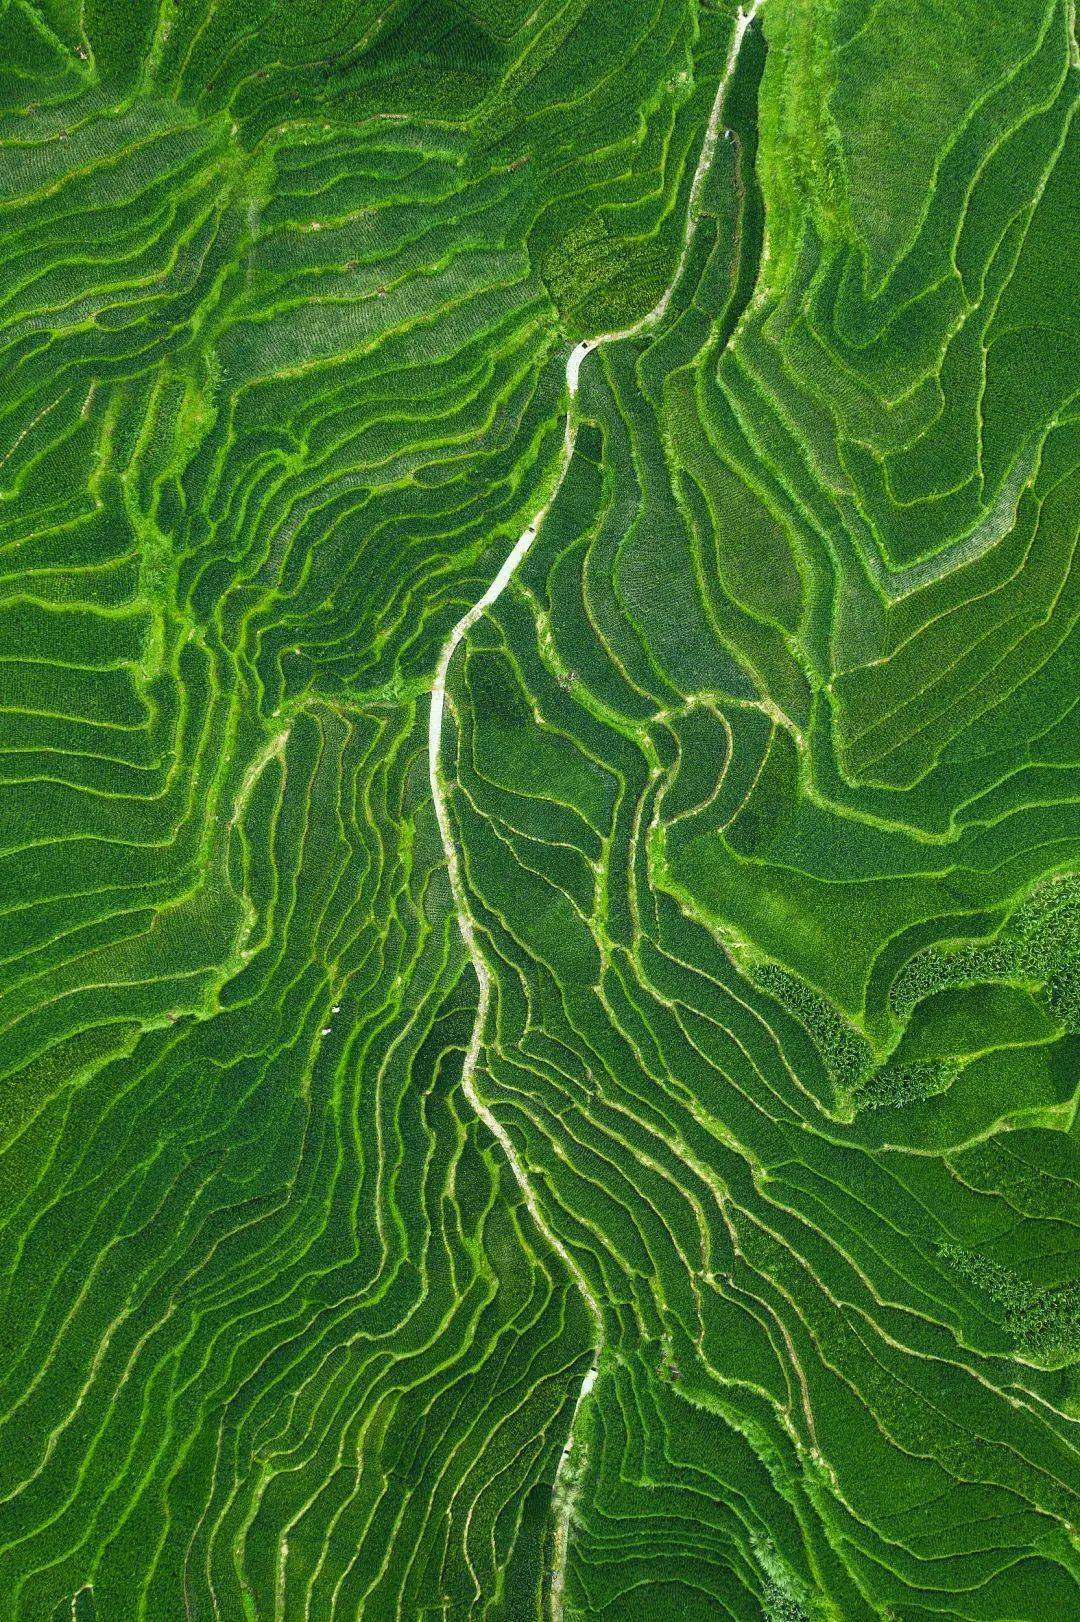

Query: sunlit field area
<box><xmin>0</xmin><ymin>0</ymin><xmax>1077</xmax><ymax>1616</ymax></box>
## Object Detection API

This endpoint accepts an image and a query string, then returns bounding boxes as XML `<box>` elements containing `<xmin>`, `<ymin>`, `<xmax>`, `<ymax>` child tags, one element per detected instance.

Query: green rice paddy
<box><xmin>0</xmin><ymin>0</ymin><xmax>1077</xmax><ymax>1616</ymax></box>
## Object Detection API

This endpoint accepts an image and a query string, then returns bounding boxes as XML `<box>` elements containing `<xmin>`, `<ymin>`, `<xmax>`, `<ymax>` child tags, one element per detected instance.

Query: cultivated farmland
<box><xmin>0</xmin><ymin>1</ymin><xmax>1077</xmax><ymax>1618</ymax></box>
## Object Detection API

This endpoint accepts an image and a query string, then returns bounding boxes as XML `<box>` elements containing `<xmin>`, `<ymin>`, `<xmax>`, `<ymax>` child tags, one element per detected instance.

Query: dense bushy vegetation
<box><xmin>0</xmin><ymin>0</ymin><xmax>1076</xmax><ymax>1616</ymax></box>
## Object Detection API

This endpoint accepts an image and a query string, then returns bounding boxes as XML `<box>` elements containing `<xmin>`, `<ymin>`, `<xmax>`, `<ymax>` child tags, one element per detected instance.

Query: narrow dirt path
<box><xmin>427</xmin><ymin>8</ymin><xmax>763</xmax><ymax>1615</ymax></box>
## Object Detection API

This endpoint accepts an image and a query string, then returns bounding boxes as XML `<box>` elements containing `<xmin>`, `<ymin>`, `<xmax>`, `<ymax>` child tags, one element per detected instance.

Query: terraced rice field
<box><xmin>0</xmin><ymin>0</ymin><xmax>1077</xmax><ymax>1617</ymax></box>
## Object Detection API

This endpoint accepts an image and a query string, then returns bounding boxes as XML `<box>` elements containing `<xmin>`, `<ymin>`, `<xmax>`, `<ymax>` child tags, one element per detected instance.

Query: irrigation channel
<box><xmin>427</xmin><ymin>6</ymin><xmax>762</xmax><ymax>1612</ymax></box>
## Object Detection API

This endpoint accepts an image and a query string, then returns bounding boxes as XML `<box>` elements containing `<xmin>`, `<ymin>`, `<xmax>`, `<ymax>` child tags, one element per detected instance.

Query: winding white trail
<box><xmin>427</xmin><ymin>7</ymin><xmax>761</xmax><ymax>1615</ymax></box>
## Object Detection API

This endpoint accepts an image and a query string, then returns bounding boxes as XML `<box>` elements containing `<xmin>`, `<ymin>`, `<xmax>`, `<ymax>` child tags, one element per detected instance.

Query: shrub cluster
<box><xmin>763</xmin><ymin>1577</ymin><xmax>810</xmax><ymax>1622</ymax></box>
<box><xmin>1017</xmin><ymin>876</ymin><xmax>1080</xmax><ymax>1029</ymax></box>
<box><xmin>854</xmin><ymin>1058</ymin><xmax>958</xmax><ymax>1112</ymax></box>
<box><xmin>939</xmin><ymin>1242</ymin><xmax>1080</xmax><ymax>1364</ymax></box>
<box><xmin>891</xmin><ymin>874</ymin><xmax>1080</xmax><ymax>1029</ymax></box>
<box><xmin>753</xmin><ymin>962</ymin><xmax>874</xmax><ymax>1100</ymax></box>
<box><xmin>891</xmin><ymin>943</ymin><xmax>1016</xmax><ymax>1018</ymax></box>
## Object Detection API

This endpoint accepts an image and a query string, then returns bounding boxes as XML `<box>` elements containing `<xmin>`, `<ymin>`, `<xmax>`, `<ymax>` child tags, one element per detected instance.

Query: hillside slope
<box><xmin>0</xmin><ymin>1</ymin><xmax>1076</xmax><ymax>1617</ymax></box>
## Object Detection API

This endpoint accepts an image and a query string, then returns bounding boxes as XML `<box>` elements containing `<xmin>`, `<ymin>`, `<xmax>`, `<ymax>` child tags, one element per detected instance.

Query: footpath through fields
<box><xmin>427</xmin><ymin>7</ymin><xmax>763</xmax><ymax>1615</ymax></box>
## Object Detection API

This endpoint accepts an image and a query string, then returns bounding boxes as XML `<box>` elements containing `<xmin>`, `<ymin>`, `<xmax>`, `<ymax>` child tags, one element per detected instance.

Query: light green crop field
<box><xmin>0</xmin><ymin>0</ymin><xmax>1077</xmax><ymax>1617</ymax></box>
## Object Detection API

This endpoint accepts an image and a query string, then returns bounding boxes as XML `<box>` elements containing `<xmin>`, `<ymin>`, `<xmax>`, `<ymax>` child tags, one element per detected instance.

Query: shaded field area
<box><xmin>0</xmin><ymin>0</ymin><xmax>1077</xmax><ymax>1616</ymax></box>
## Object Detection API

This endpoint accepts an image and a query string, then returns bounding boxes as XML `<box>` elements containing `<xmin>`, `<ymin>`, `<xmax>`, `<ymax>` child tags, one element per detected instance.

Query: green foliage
<box><xmin>940</xmin><ymin>1244</ymin><xmax>1080</xmax><ymax>1366</ymax></box>
<box><xmin>854</xmin><ymin>1057</ymin><xmax>959</xmax><ymax>1112</ymax></box>
<box><xmin>893</xmin><ymin>874</ymin><xmax>1080</xmax><ymax>1030</ymax></box>
<box><xmin>543</xmin><ymin>211</ymin><xmax>669</xmax><ymax>336</ymax></box>
<box><xmin>752</xmin><ymin>961</ymin><xmax>874</xmax><ymax>1107</ymax></box>
<box><xmin>1</xmin><ymin>0</ymin><xmax>1078</xmax><ymax>1616</ymax></box>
